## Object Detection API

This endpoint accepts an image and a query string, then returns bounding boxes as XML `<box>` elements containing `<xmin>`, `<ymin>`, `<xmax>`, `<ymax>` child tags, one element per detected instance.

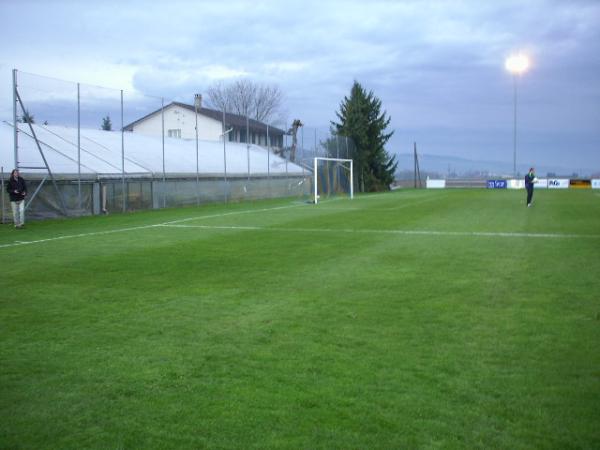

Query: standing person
<box><xmin>525</xmin><ymin>167</ymin><xmax>536</xmax><ymax>207</ymax></box>
<box><xmin>6</xmin><ymin>169</ymin><xmax>27</xmax><ymax>228</ymax></box>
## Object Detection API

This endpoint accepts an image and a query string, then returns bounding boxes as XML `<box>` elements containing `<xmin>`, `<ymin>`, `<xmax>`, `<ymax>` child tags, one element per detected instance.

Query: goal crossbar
<box><xmin>313</xmin><ymin>157</ymin><xmax>353</xmax><ymax>204</ymax></box>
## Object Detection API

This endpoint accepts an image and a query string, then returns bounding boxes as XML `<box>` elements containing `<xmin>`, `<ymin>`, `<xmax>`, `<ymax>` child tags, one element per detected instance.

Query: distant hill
<box><xmin>393</xmin><ymin>153</ymin><xmax>586</xmax><ymax>178</ymax></box>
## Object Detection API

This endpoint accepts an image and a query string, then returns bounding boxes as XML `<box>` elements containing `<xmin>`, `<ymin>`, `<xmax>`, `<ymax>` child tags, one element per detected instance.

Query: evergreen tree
<box><xmin>332</xmin><ymin>81</ymin><xmax>397</xmax><ymax>192</ymax></box>
<box><xmin>101</xmin><ymin>115</ymin><xmax>112</xmax><ymax>131</ymax></box>
<box><xmin>20</xmin><ymin>110</ymin><xmax>35</xmax><ymax>124</ymax></box>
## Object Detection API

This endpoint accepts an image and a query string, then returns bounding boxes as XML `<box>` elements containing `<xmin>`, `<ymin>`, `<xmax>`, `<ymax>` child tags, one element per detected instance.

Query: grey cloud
<box><xmin>1</xmin><ymin>0</ymin><xmax>599</xmax><ymax>173</ymax></box>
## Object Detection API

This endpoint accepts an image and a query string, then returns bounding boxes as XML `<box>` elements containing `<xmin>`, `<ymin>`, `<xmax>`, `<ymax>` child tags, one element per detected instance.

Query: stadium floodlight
<box><xmin>505</xmin><ymin>53</ymin><xmax>530</xmax><ymax>75</ymax></box>
<box><xmin>505</xmin><ymin>53</ymin><xmax>531</xmax><ymax>176</ymax></box>
<box><xmin>194</xmin><ymin>93</ymin><xmax>202</xmax><ymax>205</ymax></box>
<box><xmin>313</xmin><ymin>157</ymin><xmax>353</xmax><ymax>204</ymax></box>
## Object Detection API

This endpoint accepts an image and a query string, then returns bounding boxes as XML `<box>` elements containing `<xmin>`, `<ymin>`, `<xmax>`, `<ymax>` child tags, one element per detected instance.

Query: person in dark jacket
<box><xmin>525</xmin><ymin>167</ymin><xmax>536</xmax><ymax>207</ymax></box>
<box><xmin>6</xmin><ymin>169</ymin><xmax>27</xmax><ymax>228</ymax></box>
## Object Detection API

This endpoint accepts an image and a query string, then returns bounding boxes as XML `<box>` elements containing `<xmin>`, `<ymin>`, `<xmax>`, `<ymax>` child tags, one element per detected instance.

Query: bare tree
<box><xmin>207</xmin><ymin>80</ymin><xmax>285</xmax><ymax>125</ymax></box>
<box><xmin>206</xmin><ymin>81</ymin><xmax>232</xmax><ymax>113</ymax></box>
<box><xmin>254</xmin><ymin>84</ymin><xmax>284</xmax><ymax>123</ymax></box>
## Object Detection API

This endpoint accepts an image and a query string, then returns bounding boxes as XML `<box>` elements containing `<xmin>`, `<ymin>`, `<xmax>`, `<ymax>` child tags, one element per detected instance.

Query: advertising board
<box><xmin>592</xmin><ymin>179</ymin><xmax>600</xmax><ymax>189</ymax></box>
<box><xmin>486</xmin><ymin>180</ymin><xmax>507</xmax><ymax>189</ymax></box>
<box><xmin>508</xmin><ymin>179</ymin><xmax>525</xmax><ymax>189</ymax></box>
<box><xmin>547</xmin><ymin>179</ymin><xmax>569</xmax><ymax>189</ymax></box>
<box><xmin>569</xmin><ymin>179</ymin><xmax>591</xmax><ymax>189</ymax></box>
<box><xmin>426</xmin><ymin>179</ymin><xmax>446</xmax><ymax>189</ymax></box>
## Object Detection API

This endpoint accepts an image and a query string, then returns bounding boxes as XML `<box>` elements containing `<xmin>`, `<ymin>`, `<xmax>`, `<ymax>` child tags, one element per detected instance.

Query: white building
<box><xmin>124</xmin><ymin>102</ymin><xmax>286</xmax><ymax>150</ymax></box>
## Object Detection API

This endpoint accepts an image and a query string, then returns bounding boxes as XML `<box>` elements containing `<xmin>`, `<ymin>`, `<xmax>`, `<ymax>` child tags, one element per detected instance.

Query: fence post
<box><xmin>161</xmin><ymin>98</ymin><xmax>166</xmax><ymax>208</ymax></box>
<box><xmin>121</xmin><ymin>89</ymin><xmax>125</xmax><ymax>212</ymax></box>
<box><xmin>77</xmin><ymin>83</ymin><xmax>82</xmax><ymax>210</ymax></box>
<box><xmin>13</xmin><ymin>69</ymin><xmax>18</xmax><ymax>169</ymax></box>
<box><xmin>1</xmin><ymin>166</ymin><xmax>5</xmax><ymax>224</ymax></box>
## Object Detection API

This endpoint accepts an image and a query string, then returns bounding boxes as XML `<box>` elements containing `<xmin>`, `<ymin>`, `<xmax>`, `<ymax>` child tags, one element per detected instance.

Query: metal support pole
<box><xmin>222</xmin><ymin>107</ymin><xmax>227</xmax><ymax>183</ymax></box>
<box><xmin>301</xmin><ymin>125</ymin><xmax>304</xmax><ymax>163</ymax></box>
<box><xmin>267</xmin><ymin>123</ymin><xmax>270</xmax><ymax>179</ymax></box>
<box><xmin>161</xmin><ymin>98</ymin><xmax>166</xmax><ymax>208</ymax></box>
<box><xmin>285</xmin><ymin>131</ymin><xmax>288</xmax><ymax>175</ymax></box>
<box><xmin>194</xmin><ymin>94</ymin><xmax>201</xmax><ymax>206</ymax></box>
<box><xmin>350</xmin><ymin>160</ymin><xmax>354</xmax><ymax>199</ymax></box>
<box><xmin>13</xmin><ymin>69</ymin><xmax>18</xmax><ymax>169</ymax></box>
<box><xmin>513</xmin><ymin>75</ymin><xmax>517</xmax><ymax>177</ymax></box>
<box><xmin>414</xmin><ymin>142</ymin><xmax>417</xmax><ymax>189</ymax></box>
<box><xmin>246</xmin><ymin>114</ymin><xmax>250</xmax><ymax>181</ymax></box>
<box><xmin>121</xmin><ymin>90</ymin><xmax>125</xmax><ymax>212</ymax></box>
<box><xmin>77</xmin><ymin>83</ymin><xmax>82</xmax><ymax>210</ymax></box>
<box><xmin>1</xmin><ymin>166</ymin><xmax>5</xmax><ymax>224</ymax></box>
<box><xmin>345</xmin><ymin>136</ymin><xmax>349</xmax><ymax>159</ymax></box>
<box><xmin>14</xmin><ymin>89</ymin><xmax>67</xmax><ymax>215</ymax></box>
<box><xmin>313</xmin><ymin>157</ymin><xmax>318</xmax><ymax>204</ymax></box>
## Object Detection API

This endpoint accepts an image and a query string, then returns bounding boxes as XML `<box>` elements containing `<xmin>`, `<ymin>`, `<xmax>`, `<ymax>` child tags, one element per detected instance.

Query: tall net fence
<box><xmin>1</xmin><ymin>70</ymin><xmax>355</xmax><ymax>222</ymax></box>
<box><xmin>282</xmin><ymin>126</ymin><xmax>357</xmax><ymax>168</ymax></box>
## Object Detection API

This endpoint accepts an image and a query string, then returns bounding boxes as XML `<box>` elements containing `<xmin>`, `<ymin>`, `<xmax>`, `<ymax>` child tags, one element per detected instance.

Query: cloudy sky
<box><xmin>1</xmin><ymin>0</ymin><xmax>599</xmax><ymax>174</ymax></box>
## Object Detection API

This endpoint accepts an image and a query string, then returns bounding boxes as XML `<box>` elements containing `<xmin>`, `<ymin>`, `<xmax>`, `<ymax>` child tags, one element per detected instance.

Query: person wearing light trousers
<box><xmin>6</xmin><ymin>169</ymin><xmax>27</xmax><ymax>228</ymax></box>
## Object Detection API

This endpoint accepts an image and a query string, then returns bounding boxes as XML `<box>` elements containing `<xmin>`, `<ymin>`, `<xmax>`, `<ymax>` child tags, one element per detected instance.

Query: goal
<box><xmin>313</xmin><ymin>157</ymin><xmax>354</xmax><ymax>204</ymax></box>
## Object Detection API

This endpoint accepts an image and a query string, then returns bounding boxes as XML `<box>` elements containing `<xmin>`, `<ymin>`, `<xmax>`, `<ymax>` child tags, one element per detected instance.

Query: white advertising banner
<box><xmin>535</xmin><ymin>178</ymin><xmax>548</xmax><ymax>189</ymax></box>
<box><xmin>548</xmin><ymin>179</ymin><xmax>569</xmax><ymax>189</ymax></box>
<box><xmin>592</xmin><ymin>179</ymin><xmax>600</xmax><ymax>189</ymax></box>
<box><xmin>508</xmin><ymin>179</ymin><xmax>525</xmax><ymax>189</ymax></box>
<box><xmin>426</xmin><ymin>179</ymin><xmax>446</xmax><ymax>189</ymax></box>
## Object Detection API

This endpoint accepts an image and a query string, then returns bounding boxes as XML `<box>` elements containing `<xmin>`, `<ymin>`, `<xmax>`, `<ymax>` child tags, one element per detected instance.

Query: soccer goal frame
<box><xmin>313</xmin><ymin>157</ymin><xmax>354</xmax><ymax>204</ymax></box>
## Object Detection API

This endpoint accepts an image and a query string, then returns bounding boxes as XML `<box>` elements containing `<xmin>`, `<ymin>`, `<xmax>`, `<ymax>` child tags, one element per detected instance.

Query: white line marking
<box><xmin>314</xmin><ymin>195</ymin><xmax>448</xmax><ymax>211</ymax></box>
<box><xmin>160</xmin><ymin>224</ymin><xmax>600</xmax><ymax>239</ymax></box>
<box><xmin>0</xmin><ymin>203</ymin><xmax>306</xmax><ymax>250</ymax></box>
<box><xmin>2</xmin><ymin>200</ymin><xmax>598</xmax><ymax>250</ymax></box>
<box><xmin>0</xmin><ymin>224</ymin><xmax>163</xmax><ymax>249</ymax></box>
<box><xmin>162</xmin><ymin>203</ymin><xmax>304</xmax><ymax>225</ymax></box>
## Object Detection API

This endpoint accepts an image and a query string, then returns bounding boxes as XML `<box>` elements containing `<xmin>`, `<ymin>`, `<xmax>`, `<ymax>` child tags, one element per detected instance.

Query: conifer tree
<box><xmin>101</xmin><ymin>115</ymin><xmax>112</xmax><ymax>131</ymax></box>
<box><xmin>20</xmin><ymin>110</ymin><xmax>35</xmax><ymax>124</ymax></box>
<box><xmin>332</xmin><ymin>81</ymin><xmax>397</xmax><ymax>192</ymax></box>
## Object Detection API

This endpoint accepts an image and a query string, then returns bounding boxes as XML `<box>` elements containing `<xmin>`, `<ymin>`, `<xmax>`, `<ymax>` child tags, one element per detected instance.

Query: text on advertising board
<box><xmin>487</xmin><ymin>180</ymin><xmax>507</xmax><ymax>189</ymax></box>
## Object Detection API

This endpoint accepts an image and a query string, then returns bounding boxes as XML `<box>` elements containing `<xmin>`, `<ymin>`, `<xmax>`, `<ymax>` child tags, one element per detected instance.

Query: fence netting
<box><xmin>2</xmin><ymin>70</ymin><xmax>356</xmax><ymax>222</ymax></box>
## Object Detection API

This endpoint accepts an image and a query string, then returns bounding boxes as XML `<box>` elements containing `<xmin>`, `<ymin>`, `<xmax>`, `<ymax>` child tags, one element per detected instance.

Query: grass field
<box><xmin>1</xmin><ymin>188</ymin><xmax>599</xmax><ymax>449</ymax></box>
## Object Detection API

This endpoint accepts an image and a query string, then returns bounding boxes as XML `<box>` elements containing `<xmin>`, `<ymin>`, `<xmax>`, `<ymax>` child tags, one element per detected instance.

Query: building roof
<box><xmin>124</xmin><ymin>101</ymin><xmax>286</xmax><ymax>136</ymax></box>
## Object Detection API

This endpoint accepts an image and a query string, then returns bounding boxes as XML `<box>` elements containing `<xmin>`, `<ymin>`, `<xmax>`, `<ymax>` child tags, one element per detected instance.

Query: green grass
<box><xmin>1</xmin><ymin>189</ymin><xmax>599</xmax><ymax>449</ymax></box>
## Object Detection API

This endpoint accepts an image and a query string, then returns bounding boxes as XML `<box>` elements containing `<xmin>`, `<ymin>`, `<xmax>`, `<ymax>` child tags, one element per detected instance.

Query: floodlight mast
<box><xmin>505</xmin><ymin>53</ymin><xmax>530</xmax><ymax>177</ymax></box>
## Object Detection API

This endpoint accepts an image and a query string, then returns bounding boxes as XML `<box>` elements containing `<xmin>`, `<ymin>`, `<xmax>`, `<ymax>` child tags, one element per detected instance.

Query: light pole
<box><xmin>222</xmin><ymin>107</ymin><xmax>227</xmax><ymax>184</ymax></box>
<box><xmin>505</xmin><ymin>53</ymin><xmax>530</xmax><ymax>177</ymax></box>
<box><xmin>221</xmin><ymin>107</ymin><xmax>234</xmax><ymax>202</ymax></box>
<box><xmin>194</xmin><ymin>93</ymin><xmax>202</xmax><ymax>205</ymax></box>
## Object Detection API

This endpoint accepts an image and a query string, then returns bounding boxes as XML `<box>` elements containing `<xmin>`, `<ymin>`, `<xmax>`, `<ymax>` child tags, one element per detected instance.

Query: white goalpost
<box><xmin>313</xmin><ymin>157</ymin><xmax>354</xmax><ymax>204</ymax></box>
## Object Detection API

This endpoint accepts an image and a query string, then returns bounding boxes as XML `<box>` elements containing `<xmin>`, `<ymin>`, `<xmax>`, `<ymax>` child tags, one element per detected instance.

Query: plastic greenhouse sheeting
<box><xmin>1</xmin><ymin>122</ymin><xmax>304</xmax><ymax>176</ymax></box>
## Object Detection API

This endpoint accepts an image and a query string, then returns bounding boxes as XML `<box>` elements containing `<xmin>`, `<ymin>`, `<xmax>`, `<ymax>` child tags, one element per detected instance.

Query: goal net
<box><xmin>313</xmin><ymin>157</ymin><xmax>354</xmax><ymax>204</ymax></box>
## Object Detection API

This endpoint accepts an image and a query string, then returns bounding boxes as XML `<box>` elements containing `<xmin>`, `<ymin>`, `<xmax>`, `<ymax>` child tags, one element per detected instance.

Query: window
<box><xmin>168</xmin><ymin>129</ymin><xmax>181</xmax><ymax>138</ymax></box>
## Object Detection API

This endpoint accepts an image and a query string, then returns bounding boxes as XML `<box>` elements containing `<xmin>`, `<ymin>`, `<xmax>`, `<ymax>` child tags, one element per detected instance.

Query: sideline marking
<box><xmin>162</xmin><ymin>203</ymin><xmax>303</xmax><ymax>225</ymax></box>
<box><xmin>0</xmin><ymin>203</ymin><xmax>305</xmax><ymax>250</ymax></box>
<box><xmin>2</xmin><ymin>201</ymin><xmax>599</xmax><ymax>249</ymax></box>
<box><xmin>0</xmin><ymin>224</ymin><xmax>163</xmax><ymax>249</ymax></box>
<box><xmin>160</xmin><ymin>223</ymin><xmax>600</xmax><ymax>239</ymax></box>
